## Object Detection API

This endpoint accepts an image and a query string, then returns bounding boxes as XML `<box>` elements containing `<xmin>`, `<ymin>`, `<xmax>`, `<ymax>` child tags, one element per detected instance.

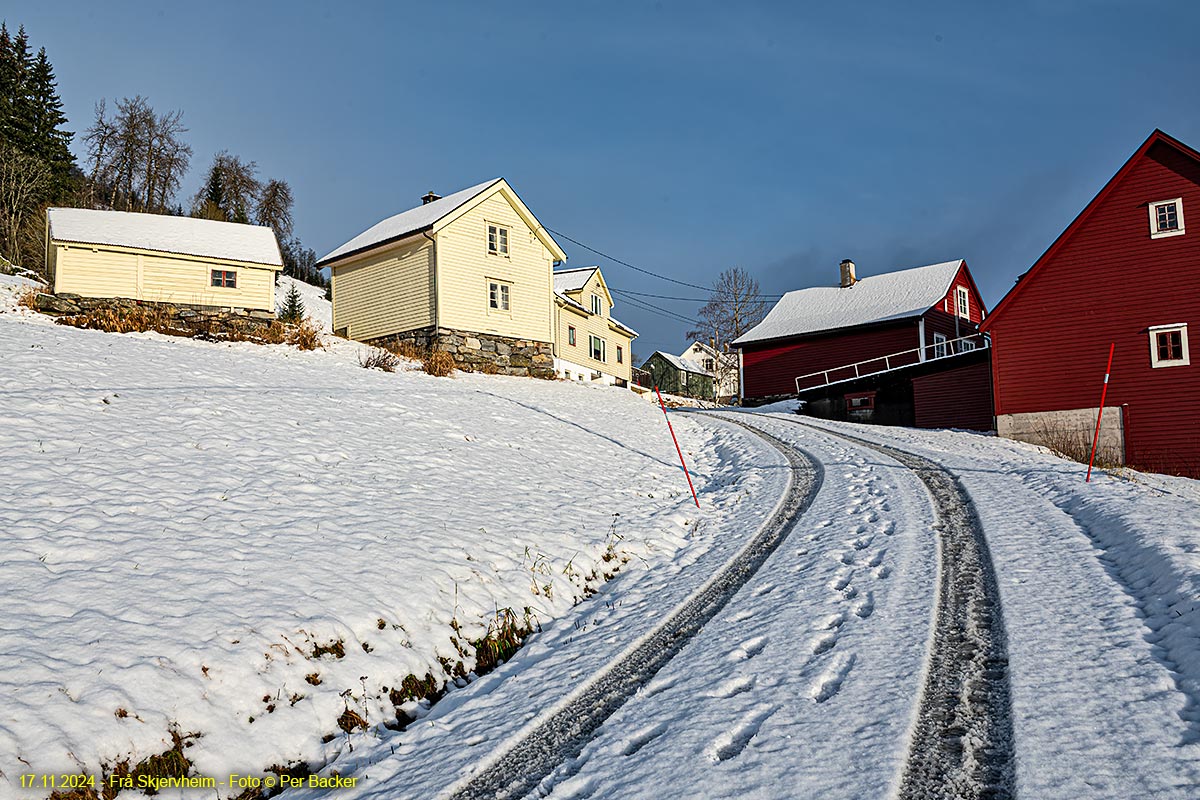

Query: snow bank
<box><xmin>0</xmin><ymin>306</ymin><xmax>757</xmax><ymax>793</ymax></box>
<box><xmin>275</xmin><ymin>275</ymin><xmax>331</xmax><ymax>332</ymax></box>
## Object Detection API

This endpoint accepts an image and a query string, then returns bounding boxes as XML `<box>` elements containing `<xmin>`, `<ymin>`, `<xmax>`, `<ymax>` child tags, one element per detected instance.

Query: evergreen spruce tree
<box><xmin>27</xmin><ymin>47</ymin><xmax>74</xmax><ymax>195</ymax></box>
<box><xmin>5</xmin><ymin>25</ymin><xmax>34</xmax><ymax>153</ymax></box>
<box><xmin>279</xmin><ymin>281</ymin><xmax>305</xmax><ymax>323</ymax></box>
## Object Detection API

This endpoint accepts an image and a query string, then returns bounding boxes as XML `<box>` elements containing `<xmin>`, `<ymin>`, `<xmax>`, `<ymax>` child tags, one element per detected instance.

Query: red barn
<box><xmin>736</xmin><ymin>259</ymin><xmax>992</xmax><ymax>430</ymax></box>
<box><xmin>981</xmin><ymin>129</ymin><xmax>1200</xmax><ymax>478</ymax></box>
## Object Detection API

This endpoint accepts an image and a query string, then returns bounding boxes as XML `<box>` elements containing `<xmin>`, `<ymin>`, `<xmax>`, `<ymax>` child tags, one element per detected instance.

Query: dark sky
<box><xmin>12</xmin><ymin>1</ymin><xmax>1200</xmax><ymax>357</ymax></box>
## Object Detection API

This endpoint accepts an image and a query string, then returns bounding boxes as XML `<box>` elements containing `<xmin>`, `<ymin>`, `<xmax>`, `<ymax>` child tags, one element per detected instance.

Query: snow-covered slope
<box><xmin>275</xmin><ymin>275</ymin><xmax>331</xmax><ymax>331</ymax></box>
<box><xmin>0</xmin><ymin>285</ymin><xmax>778</xmax><ymax>793</ymax></box>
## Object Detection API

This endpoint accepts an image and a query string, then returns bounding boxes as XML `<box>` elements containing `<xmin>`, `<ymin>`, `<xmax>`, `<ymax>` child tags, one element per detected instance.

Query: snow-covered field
<box><xmin>0</xmin><ymin>281</ymin><xmax>777</xmax><ymax>794</ymax></box>
<box><xmin>3</xmin><ymin>276</ymin><xmax>1198</xmax><ymax>799</ymax></box>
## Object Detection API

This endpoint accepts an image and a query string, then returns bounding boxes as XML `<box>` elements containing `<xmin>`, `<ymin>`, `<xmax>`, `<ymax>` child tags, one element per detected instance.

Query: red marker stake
<box><xmin>655</xmin><ymin>386</ymin><xmax>700</xmax><ymax>508</ymax></box>
<box><xmin>1086</xmin><ymin>343</ymin><xmax>1116</xmax><ymax>483</ymax></box>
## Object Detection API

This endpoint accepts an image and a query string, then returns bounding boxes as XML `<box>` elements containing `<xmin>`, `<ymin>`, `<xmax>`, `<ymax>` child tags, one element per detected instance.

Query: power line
<box><xmin>612</xmin><ymin>286</ymin><xmax>784</xmax><ymax>302</ymax></box>
<box><xmin>610</xmin><ymin>289</ymin><xmax>704</xmax><ymax>327</ymax></box>
<box><xmin>548</xmin><ymin>226</ymin><xmax>786</xmax><ymax>299</ymax></box>
<box><xmin>547</xmin><ymin>226</ymin><xmax>712</xmax><ymax>291</ymax></box>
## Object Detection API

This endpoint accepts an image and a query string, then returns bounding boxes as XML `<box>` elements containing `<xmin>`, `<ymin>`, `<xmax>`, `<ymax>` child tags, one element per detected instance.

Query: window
<box><xmin>488</xmin><ymin>280</ymin><xmax>510</xmax><ymax>311</ymax></box>
<box><xmin>211</xmin><ymin>269</ymin><xmax>236</xmax><ymax>288</ymax></box>
<box><xmin>956</xmin><ymin>286</ymin><xmax>970</xmax><ymax>320</ymax></box>
<box><xmin>616</xmin><ymin>345</ymin><xmax>623</xmax><ymax>364</ymax></box>
<box><xmin>589</xmin><ymin>334</ymin><xmax>606</xmax><ymax>362</ymax></box>
<box><xmin>1149</xmin><ymin>198</ymin><xmax>1185</xmax><ymax>239</ymax></box>
<box><xmin>704</xmin><ymin>357</ymin><xmax>715</xmax><ymax>371</ymax></box>
<box><xmin>1149</xmin><ymin>323</ymin><xmax>1190</xmax><ymax>368</ymax></box>
<box><xmin>487</xmin><ymin>224</ymin><xmax>509</xmax><ymax>255</ymax></box>
<box><xmin>568</xmin><ymin>325</ymin><xmax>576</xmax><ymax>346</ymax></box>
<box><xmin>959</xmin><ymin>338</ymin><xmax>977</xmax><ymax>352</ymax></box>
<box><xmin>591</xmin><ymin>294</ymin><xmax>603</xmax><ymax>315</ymax></box>
<box><xmin>933</xmin><ymin>332</ymin><xmax>948</xmax><ymax>359</ymax></box>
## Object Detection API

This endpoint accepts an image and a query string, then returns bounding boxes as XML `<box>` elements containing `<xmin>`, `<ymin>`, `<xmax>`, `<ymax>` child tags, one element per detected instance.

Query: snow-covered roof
<box><xmin>653</xmin><ymin>351</ymin><xmax>710</xmax><ymax>375</ymax></box>
<box><xmin>318</xmin><ymin>178</ymin><xmax>502</xmax><ymax>265</ymax></box>
<box><xmin>47</xmin><ymin>208</ymin><xmax>283</xmax><ymax>267</ymax></box>
<box><xmin>553</xmin><ymin>266</ymin><xmax>597</xmax><ymax>295</ymax></box>
<box><xmin>609</xmin><ymin>315</ymin><xmax>638</xmax><ymax>338</ymax></box>
<box><xmin>734</xmin><ymin>260</ymin><xmax>965</xmax><ymax>346</ymax></box>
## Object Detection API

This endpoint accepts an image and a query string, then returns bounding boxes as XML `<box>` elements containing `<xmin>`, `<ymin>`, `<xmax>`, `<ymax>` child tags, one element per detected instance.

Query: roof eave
<box><xmin>316</xmin><ymin>225</ymin><xmax>433</xmax><ymax>269</ymax></box>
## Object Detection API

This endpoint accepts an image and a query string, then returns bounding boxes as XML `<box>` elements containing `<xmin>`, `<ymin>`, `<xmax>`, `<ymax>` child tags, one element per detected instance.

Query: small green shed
<box><xmin>640</xmin><ymin>351</ymin><xmax>714</xmax><ymax>399</ymax></box>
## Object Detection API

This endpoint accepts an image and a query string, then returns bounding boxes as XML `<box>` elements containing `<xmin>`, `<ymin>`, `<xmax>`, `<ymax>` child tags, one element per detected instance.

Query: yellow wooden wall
<box><xmin>554</xmin><ymin>271</ymin><xmax>633</xmax><ymax>381</ymax></box>
<box><xmin>52</xmin><ymin>244</ymin><xmax>277</xmax><ymax>310</ymax></box>
<box><xmin>330</xmin><ymin>235</ymin><xmax>435</xmax><ymax>340</ymax></box>
<box><xmin>434</xmin><ymin>192</ymin><xmax>555</xmax><ymax>343</ymax></box>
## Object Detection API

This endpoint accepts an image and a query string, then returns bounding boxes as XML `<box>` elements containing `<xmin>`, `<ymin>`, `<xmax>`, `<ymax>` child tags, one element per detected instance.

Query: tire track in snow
<box><xmin>443</xmin><ymin>421</ymin><xmax>822</xmax><ymax>800</ymax></box>
<box><xmin>766</xmin><ymin>415</ymin><xmax>1015</xmax><ymax>800</ymax></box>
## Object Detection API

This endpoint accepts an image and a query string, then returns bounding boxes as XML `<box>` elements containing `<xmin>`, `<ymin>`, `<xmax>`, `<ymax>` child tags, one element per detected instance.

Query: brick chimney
<box><xmin>421</xmin><ymin>191</ymin><xmax>441</xmax><ymax>205</ymax></box>
<box><xmin>839</xmin><ymin>259</ymin><xmax>857</xmax><ymax>288</ymax></box>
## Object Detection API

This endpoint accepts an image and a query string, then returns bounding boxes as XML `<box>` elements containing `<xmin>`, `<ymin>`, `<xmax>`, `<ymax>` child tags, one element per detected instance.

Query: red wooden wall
<box><xmin>912</xmin><ymin>359</ymin><xmax>993</xmax><ymax>431</ymax></box>
<box><xmin>983</xmin><ymin>135</ymin><xmax>1200</xmax><ymax>477</ymax></box>
<box><xmin>741</xmin><ymin>321</ymin><xmax>921</xmax><ymax>400</ymax></box>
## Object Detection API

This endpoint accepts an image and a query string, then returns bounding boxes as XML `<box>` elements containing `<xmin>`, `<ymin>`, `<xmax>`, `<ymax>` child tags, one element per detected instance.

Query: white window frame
<box><xmin>589</xmin><ymin>334</ymin><xmax>606</xmax><ymax>362</ymax></box>
<box><xmin>932</xmin><ymin>332</ymin><xmax>948</xmax><ymax>359</ymax></box>
<box><xmin>487</xmin><ymin>223</ymin><xmax>510</xmax><ymax>255</ymax></box>
<box><xmin>1149</xmin><ymin>323</ymin><xmax>1190</xmax><ymax>368</ymax></box>
<box><xmin>956</xmin><ymin>285</ymin><xmax>970</xmax><ymax>320</ymax></box>
<box><xmin>487</xmin><ymin>279</ymin><xmax>510</xmax><ymax>312</ymax></box>
<box><xmin>590</xmin><ymin>294</ymin><xmax>603</xmax><ymax>315</ymax></box>
<box><xmin>1148</xmin><ymin>198</ymin><xmax>1185</xmax><ymax>239</ymax></box>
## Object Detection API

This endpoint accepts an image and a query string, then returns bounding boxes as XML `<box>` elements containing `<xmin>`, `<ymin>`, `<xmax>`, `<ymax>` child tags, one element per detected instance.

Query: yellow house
<box><xmin>552</xmin><ymin>266</ymin><xmax>638</xmax><ymax>386</ymax></box>
<box><xmin>318</xmin><ymin>178</ymin><xmax>569</xmax><ymax>377</ymax></box>
<box><xmin>45</xmin><ymin>208</ymin><xmax>282</xmax><ymax>312</ymax></box>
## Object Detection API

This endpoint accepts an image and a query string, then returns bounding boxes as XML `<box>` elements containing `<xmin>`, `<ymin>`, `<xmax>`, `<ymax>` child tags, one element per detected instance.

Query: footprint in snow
<box><xmin>829</xmin><ymin>571</ymin><xmax>852</xmax><ymax>592</ymax></box>
<box><xmin>854</xmin><ymin>590</ymin><xmax>875</xmax><ymax>619</ymax></box>
<box><xmin>727</xmin><ymin>635</ymin><xmax>768</xmax><ymax>662</ymax></box>
<box><xmin>820</xmin><ymin>611</ymin><xmax>847</xmax><ymax>630</ymax></box>
<box><xmin>881</xmin><ymin>520</ymin><xmax>897</xmax><ymax>536</ymax></box>
<box><xmin>852</xmin><ymin>536</ymin><xmax>871</xmax><ymax>550</ymax></box>
<box><xmin>838</xmin><ymin>550</ymin><xmax>855</xmax><ymax>566</ymax></box>
<box><xmin>711</xmin><ymin>674</ymin><xmax>757</xmax><ymax>699</ymax></box>
<box><xmin>867</xmin><ymin>549</ymin><xmax>886</xmax><ymax>567</ymax></box>
<box><xmin>728</xmin><ymin>609</ymin><xmax>755</xmax><ymax>623</ymax></box>
<box><xmin>874</xmin><ymin>565</ymin><xmax>891</xmax><ymax>579</ymax></box>
<box><xmin>642</xmin><ymin>673</ymin><xmax>679</xmax><ymax>697</ymax></box>
<box><xmin>708</xmin><ymin>705</ymin><xmax>777</xmax><ymax>762</ymax></box>
<box><xmin>752</xmin><ymin>583</ymin><xmax>776</xmax><ymax>598</ymax></box>
<box><xmin>621</xmin><ymin>721</ymin><xmax>669</xmax><ymax>757</ymax></box>
<box><xmin>811</xmin><ymin>653</ymin><xmax>857</xmax><ymax>703</ymax></box>
<box><xmin>809</xmin><ymin>631</ymin><xmax>838</xmax><ymax>656</ymax></box>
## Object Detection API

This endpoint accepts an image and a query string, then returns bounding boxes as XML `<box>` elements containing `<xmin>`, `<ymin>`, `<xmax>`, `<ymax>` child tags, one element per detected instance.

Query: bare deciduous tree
<box><xmin>255</xmin><ymin>178</ymin><xmax>293</xmax><ymax>238</ymax></box>
<box><xmin>0</xmin><ymin>141</ymin><xmax>50</xmax><ymax>265</ymax></box>
<box><xmin>192</xmin><ymin>151</ymin><xmax>260</xmax><ymax>223</ymax></box>
<box><xmin>686</xmin><ymin>266</ymin><xmax>769</xmax><ymax>398</ymax></box>
<box><xmin>82</xmin><ymin>96</ymin><xmax>191</xmax><ymax>213</ymax></box>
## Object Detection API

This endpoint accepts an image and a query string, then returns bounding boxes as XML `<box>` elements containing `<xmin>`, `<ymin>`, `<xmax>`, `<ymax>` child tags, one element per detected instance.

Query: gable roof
<box><xmin>553</xmin><ymin>266</ymin><xmax>597</xmax><ymax>295</ymax></box>
<box><xmin>981</xmin><ymin>129</ymin><xmax>1200</xmax><ymax>331</ymax></box>
<box><xmin>734</xmin><ymin>259</ymin><xmax>966</xmax><ymax>346</ymax></box>
<box><xmin>652</xmin><ymin>351</ymin><xmax>710</xmax><ymax>375</ymax></box>
<box><xmin>317</xmin><ymin>178</ymin><xmax>567</xmax><ymax>266</ymax></box>
<box><xmin>47</xmin><ymin>207</ymin><xmax>283</xmax><ymax>267</ymax></box>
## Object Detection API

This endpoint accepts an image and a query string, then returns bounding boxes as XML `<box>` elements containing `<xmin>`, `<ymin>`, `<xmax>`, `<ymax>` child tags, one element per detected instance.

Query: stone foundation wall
<box><xmin>997</xmin><ymin>406</ymin><xmax>1125</xmax><ymax>465</ymax></box>
<box><xmin>34</xmin><ymin>293</ymin><xmax>278</xmax><ymax>336</ymax></box>
<box><xmin>371</xmin><ymin>326</ymin><xmax>555</xmax><ymax>379</ymax></box>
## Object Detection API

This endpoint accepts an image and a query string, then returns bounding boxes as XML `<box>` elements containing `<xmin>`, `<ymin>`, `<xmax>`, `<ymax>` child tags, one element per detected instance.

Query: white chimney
<box><xmin>839</xmin><ymin>259</ymin><xmax>857</xmax><ymax>288</ymax></box>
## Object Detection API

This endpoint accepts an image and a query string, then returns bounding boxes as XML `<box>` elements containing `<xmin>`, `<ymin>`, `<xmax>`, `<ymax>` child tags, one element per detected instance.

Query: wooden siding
<box><xmin>912</xmin><ymin>359</ymin><xmax>993</xmax><ymax>431</ymax></box>
<box><xmin>54</xmin><ymin>246</ymin><xmax>138</xmax><ymax>299</ymax></box>
<box><xmin>434</xmin><ymin>191</ymin><xmax>554</xmax><ymax>344</ymax></box>
<box><xmin>141</xmin><ymin>253</ymin><xmax>274</xmax><ymax>310</ymax></box>
<box><xmin>52</xmin><ymin>243</ymin><xmax>277</xmax><ymax>310</ymax></box>
<box><xmin>741</xmin><ymin>320</ymin><xmax>922</xmax><ymax>400</ymax></box>
<box><xmin>643</xmin><ymin>353</ymin><xmax>712</xmax><ymax>399</ymax></box>
<box><xmin>984</xmin><ymin>137</ymin><xmax>1200</xmax><ymax>476</ymax></box>
<box><xmin>330</xmin><ymin>235</ymin><xmax>434</xmax><ymax>341</ymax></box>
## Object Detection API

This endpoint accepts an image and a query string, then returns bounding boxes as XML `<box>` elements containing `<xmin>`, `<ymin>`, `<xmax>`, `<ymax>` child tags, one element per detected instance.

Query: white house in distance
<box><xmin>45</xmin><ymin>208</ymin><xmax>282</xmax><ymax>312</ymax></box>
<box><xmin>680</xmin><ymin>340</ymin><xmax>739</xmax><ymax>402</ymax></box>
<box><xmin>552</xmin><ymin>265</ymin><xmax>638</xmax><ymax>385</ymax></box>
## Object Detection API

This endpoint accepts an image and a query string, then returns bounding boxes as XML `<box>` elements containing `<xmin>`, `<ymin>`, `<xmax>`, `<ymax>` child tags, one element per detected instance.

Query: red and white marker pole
<box><xmin>1085</xmin><ymin>343</ymin><xmax>1116</xmax><ymax>483</ymax></box>
<box><xmin>655</xmin><ymin>386</ymin><xmax>700</xmax><ymax>508</ymax></box>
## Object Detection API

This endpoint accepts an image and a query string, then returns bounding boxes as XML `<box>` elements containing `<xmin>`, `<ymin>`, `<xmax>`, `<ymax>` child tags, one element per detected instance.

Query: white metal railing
<box><xmin>794</xmin><ymin>333</ymin><xmax>989</xmax><ymax>394</ymax></box>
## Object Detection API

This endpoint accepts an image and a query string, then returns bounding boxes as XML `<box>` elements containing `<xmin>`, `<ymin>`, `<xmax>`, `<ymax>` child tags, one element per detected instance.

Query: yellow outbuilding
<box><xmin>45</xmin><ymin>208</ymin><xmax>282</xmax><ymax>312</ymax></box>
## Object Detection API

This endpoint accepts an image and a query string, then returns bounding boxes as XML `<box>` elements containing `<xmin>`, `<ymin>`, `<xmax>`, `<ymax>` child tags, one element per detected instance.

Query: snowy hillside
<box><xmin>0</xmin><ymin>285</ymin><xmax>779</xmax><ymax>794</ymax></box>
<box><xmin>275</xmin><ymin>275</ymin><xmax>331</xmax><ymax>332</ymax></box>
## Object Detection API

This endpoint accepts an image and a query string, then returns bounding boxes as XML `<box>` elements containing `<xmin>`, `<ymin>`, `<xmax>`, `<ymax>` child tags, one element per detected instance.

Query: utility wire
<box><xmin>612</xmin><ymin>287</ymin><xmax>785</xmax><ymax>302</ymax></box>
<box><xmin>610</xmin><ymin>289</ymin><xmax>704</xmax><ymax>326</ymax></box>
<box><xmin>548</xmin><ymin>226</ymin><xmax>786</xmax><ymax>299</ymax></box>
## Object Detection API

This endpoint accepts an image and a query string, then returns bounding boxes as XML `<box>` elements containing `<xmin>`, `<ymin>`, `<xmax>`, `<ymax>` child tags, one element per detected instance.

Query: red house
<box><xmin>736</xmin><ymin>259</ymin><xmax>992</xmax><ymax>430</ymax></box>
<box><xmin>981</xmin><ymin>129</ymin><xmax>1200</xmax><ymax>478</ymax></box>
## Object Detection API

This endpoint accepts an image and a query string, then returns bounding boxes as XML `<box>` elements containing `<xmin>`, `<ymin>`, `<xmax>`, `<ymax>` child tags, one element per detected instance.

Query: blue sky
<box><xmin>11</xmin><ymin>1</ymin><xmax>1200</xmax><ymax>357</ymax></box>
